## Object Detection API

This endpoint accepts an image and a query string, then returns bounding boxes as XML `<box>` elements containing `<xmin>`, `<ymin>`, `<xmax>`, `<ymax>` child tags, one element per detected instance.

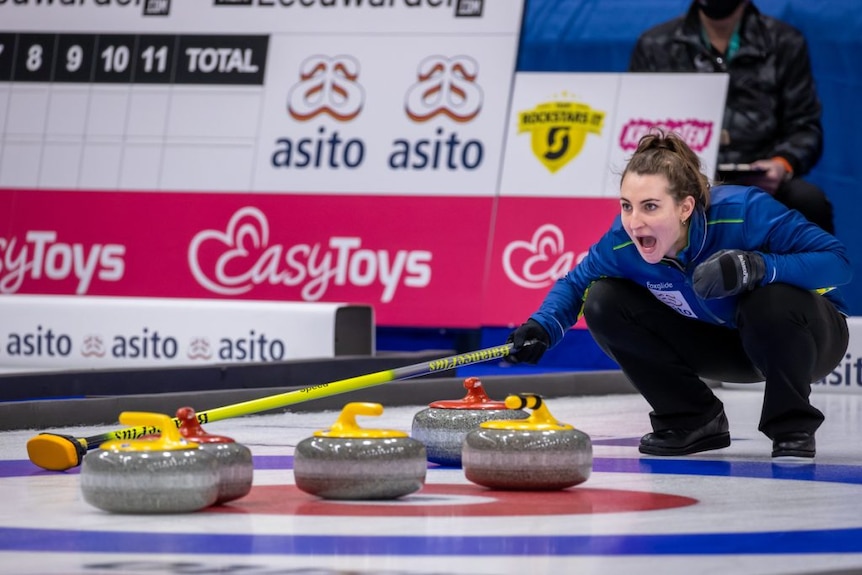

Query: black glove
<box><xmin>693</xmin><ymin>249</ymin><xmax>766</xmax><ymax>299</ymax></box>
<box><xmin>505</xmin><ymin>319</ymin><xmax>550</xmax><ymax>364</ymax></box>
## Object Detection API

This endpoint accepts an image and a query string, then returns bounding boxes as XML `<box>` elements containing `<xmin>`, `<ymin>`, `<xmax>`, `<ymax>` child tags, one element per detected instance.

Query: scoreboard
<box><xmin>0</xmin><ymin>33</ymin><xmax>268</xmax><ymax>85</ymax></box>
<box><xmin>0</xmin><ymin>0</ymin><xmax>533</xmax><ymax>331</ymax></box>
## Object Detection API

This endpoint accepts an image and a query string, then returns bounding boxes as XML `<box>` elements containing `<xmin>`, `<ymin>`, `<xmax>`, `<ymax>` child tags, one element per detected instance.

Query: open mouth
<box><xmin>637</xmin><ymin>236</ymin><xmax>657</xmax><ymax>250</ymax></box>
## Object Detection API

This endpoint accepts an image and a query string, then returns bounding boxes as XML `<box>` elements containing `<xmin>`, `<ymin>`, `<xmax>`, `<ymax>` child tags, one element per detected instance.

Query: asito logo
<box><xmin>287</xmin><ymin>55</ymin><xmax>364</xmax><ymax>122</ymax></box>
<box><xmin>392</xmin><ymin>55</ymin><xmax>484</xmax><ymax>171</ymax></box>
<box><xmin>404</xmin><ymin>55</ymin><xmax>482</xmax><ymax>123</ymax></box>
<box><xmin>272</xmin><ymin>55</ymin><xmax>366</xmax><ymax>169</ymax></box>
<box><xmin>518</xmin><ymin>94</ymin><xmax>605</xmax><ymax>173</ymax></box>
<box><xmin>272</xmin><ymin>53</ymin><xmax>485</xmax><ymax>171</ymax></box>
<box><xmin>81</xmin><ymin>335</ymin><xmax>106</xmax><ymax>357</ymax></box>
<box><xmin>188</xmin><ymin>333</ymin><xmax>286</xmax><ymax>361</ymax></box>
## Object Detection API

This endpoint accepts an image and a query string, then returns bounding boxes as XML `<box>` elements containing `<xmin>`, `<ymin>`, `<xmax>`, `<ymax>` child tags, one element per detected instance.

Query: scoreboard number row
<box><xmin>0</xmin><ymin>33</ymin><xmax>268</xmax><ymax>86</ymax></box>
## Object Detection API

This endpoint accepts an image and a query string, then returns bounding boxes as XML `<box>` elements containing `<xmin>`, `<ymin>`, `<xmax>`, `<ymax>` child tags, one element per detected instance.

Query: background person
<box><xmin>628</xmin><ymin>0</ymin><xmax>835</xmax><ymax>233</ymax></box>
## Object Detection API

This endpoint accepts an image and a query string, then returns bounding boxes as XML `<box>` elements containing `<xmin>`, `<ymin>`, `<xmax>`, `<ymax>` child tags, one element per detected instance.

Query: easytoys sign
<box><xmin>0</xmin><ymin>231</ymin><xmax>125</xmax><ymax>295</ymax></box>
<box><xmin>0</xmin><ymin>189</ymin><xmax>492</xmax><ymax>327</ymax></box>
<box><xmin>187</xmin><ymin>207</ymin><xmax>432</xmax><ymax>303</ymax></box>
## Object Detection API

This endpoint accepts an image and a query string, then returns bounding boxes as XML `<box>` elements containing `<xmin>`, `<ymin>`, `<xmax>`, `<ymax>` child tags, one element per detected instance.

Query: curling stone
<box><xmin>294</xmin><ymin>402</ymin><xmax>427</xmax><ymax>500</ymax></box>
<box><xmin>411</xmin><ymin>377</ymin><xmax>529</xmax><ymax>467</ymax></box>
<box><xmin>80</xmin><ymin>412</ymin><xmax>219</xmax><ymax>514</ymax></box>
<box><xmin>176</xmin><ymin>407</ymin><xmax>253</xmax><ymax>505</ymax></box>
<box><xmin>462</xmin><ymin>394</ymin><xmax>592</xmax><ymax>490</ymax></box>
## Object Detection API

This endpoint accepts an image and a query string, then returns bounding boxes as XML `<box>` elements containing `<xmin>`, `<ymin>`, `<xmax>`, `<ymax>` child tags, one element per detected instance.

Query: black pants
<box><xmin>583</xmin><ymin>279</ymin><xmax>849</xmax><ymax>439</ymax></box>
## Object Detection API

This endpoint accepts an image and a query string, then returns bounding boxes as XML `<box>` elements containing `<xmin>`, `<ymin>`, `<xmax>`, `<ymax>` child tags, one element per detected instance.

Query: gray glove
<box><xmin>693</xmin><ymin>249</ymin><xmax>766</xmax><ymax>299</ymax></box>
<box><xmin>505</xmin><ymin>319</ymin><xmax>550</xmax><ymax>364</ymax></box>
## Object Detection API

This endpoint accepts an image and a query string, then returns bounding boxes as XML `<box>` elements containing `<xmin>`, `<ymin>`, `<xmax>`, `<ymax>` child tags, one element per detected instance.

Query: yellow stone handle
<box><xmin>100</xmin><ymin>412</ymin><xmax>197</xmax><ymax>452</ymax></box>
<box><xmin>481</xmin><ymin>394</ymin><xmax>574</xmax><ymax>431</ymax></box>
<box><xmin>315</xmin><ymin>402</ymin><xmax>408</xmax><ymax>438</ymax></box>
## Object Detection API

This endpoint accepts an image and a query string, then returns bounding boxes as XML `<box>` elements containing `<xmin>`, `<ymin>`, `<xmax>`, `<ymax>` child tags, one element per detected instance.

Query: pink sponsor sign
<box><xmin>0</xmin><ymin>190</ymin><xmax>493</xmax><ymax>327</ymax></box>
<box><xmin>481</xmin><ymin>196</ymin><xmax>620</xmax><ymax>327</ymax></box>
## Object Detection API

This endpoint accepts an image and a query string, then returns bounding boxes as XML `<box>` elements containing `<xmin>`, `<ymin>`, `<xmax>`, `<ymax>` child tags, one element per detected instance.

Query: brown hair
<box><xmin>621</xmin><ymin>130</ymin><xmax>711</xmax><ymax>209</ymax></box>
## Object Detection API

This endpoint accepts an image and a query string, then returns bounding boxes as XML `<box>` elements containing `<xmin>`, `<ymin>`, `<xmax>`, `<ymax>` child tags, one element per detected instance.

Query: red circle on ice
<box><xmin>208</xmin><ymin>484</ymin><xmax>697</xmax><ymax>517</ymax></box>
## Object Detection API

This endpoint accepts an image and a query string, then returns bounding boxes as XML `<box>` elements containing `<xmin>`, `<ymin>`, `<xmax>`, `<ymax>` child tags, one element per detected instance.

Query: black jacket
<box><xmin>628</xmin><ymin>1</ymin><xmax>822</xmax><ymax>176</ymax></box>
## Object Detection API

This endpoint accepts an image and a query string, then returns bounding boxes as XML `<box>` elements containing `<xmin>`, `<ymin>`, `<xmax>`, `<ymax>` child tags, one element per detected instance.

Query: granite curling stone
<box><xmin>176</xmin><ymin>406</ymin><xmax>254</xmax><ymax>505</ymax></box>
<box><xmin>411</xmin><ymin>377</ymin><xmax>529</xmax><ymax>467</ymax></box>
<box><xmin>80</xmin><ymin>412</ymin><xmax>219</xmax><ymax>514</ymax></box>
<box><xmin>462</xmin><ymin>394</ymin><xmax>592</xmax><ymax>490</ymax></box>
<box><xmin>294</xmin><ymin>402</ymin><xmax>427</xmax><ymax>500</ymax></box>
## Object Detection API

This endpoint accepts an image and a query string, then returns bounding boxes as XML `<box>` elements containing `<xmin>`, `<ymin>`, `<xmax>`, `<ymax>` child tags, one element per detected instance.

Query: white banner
<box><xmin>252</xmin><ymin>38</ymin><xmax>516</xmax><ymax>195</ymax></box>
<box><xmin>0</xmin><ymin>295</ymin><xmax>372</xmax><ymax>370</ymax></box>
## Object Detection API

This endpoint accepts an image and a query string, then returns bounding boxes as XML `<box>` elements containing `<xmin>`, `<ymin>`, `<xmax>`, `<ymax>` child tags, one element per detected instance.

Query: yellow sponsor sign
<box><xmin>518</xmin><ymin>100</ymin><xmax>605</xmax><ymax>173</ymax></box>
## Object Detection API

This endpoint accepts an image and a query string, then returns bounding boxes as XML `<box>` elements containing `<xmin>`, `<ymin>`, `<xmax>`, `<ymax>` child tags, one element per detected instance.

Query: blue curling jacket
<box><xmin>530</xmin><ymin>185</ymin><xmax>852</xmax><ymax>348</ymax></box>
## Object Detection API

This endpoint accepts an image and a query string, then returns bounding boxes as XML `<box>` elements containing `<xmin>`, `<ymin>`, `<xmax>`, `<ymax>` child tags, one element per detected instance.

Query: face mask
<box><xmin>697</xmin><ymin>0</ymin><xmax>744</xmax><ymax>20</ymax></box>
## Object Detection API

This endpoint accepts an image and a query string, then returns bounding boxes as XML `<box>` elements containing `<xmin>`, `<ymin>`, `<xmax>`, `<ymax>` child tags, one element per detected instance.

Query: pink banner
<box><xmin>0</xmin><ymin>190</ymin><xmax>494</xmax><ymax>327</ymax></box>
<box><xmin>480</xmin><ymin>197</ymin><xmax>620</xmax><ymax>327</ymax></box>
<box><xmin>1</xmin><ymin>190</ymin><xmax>619</xmax><ymax>328</ymax></box>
